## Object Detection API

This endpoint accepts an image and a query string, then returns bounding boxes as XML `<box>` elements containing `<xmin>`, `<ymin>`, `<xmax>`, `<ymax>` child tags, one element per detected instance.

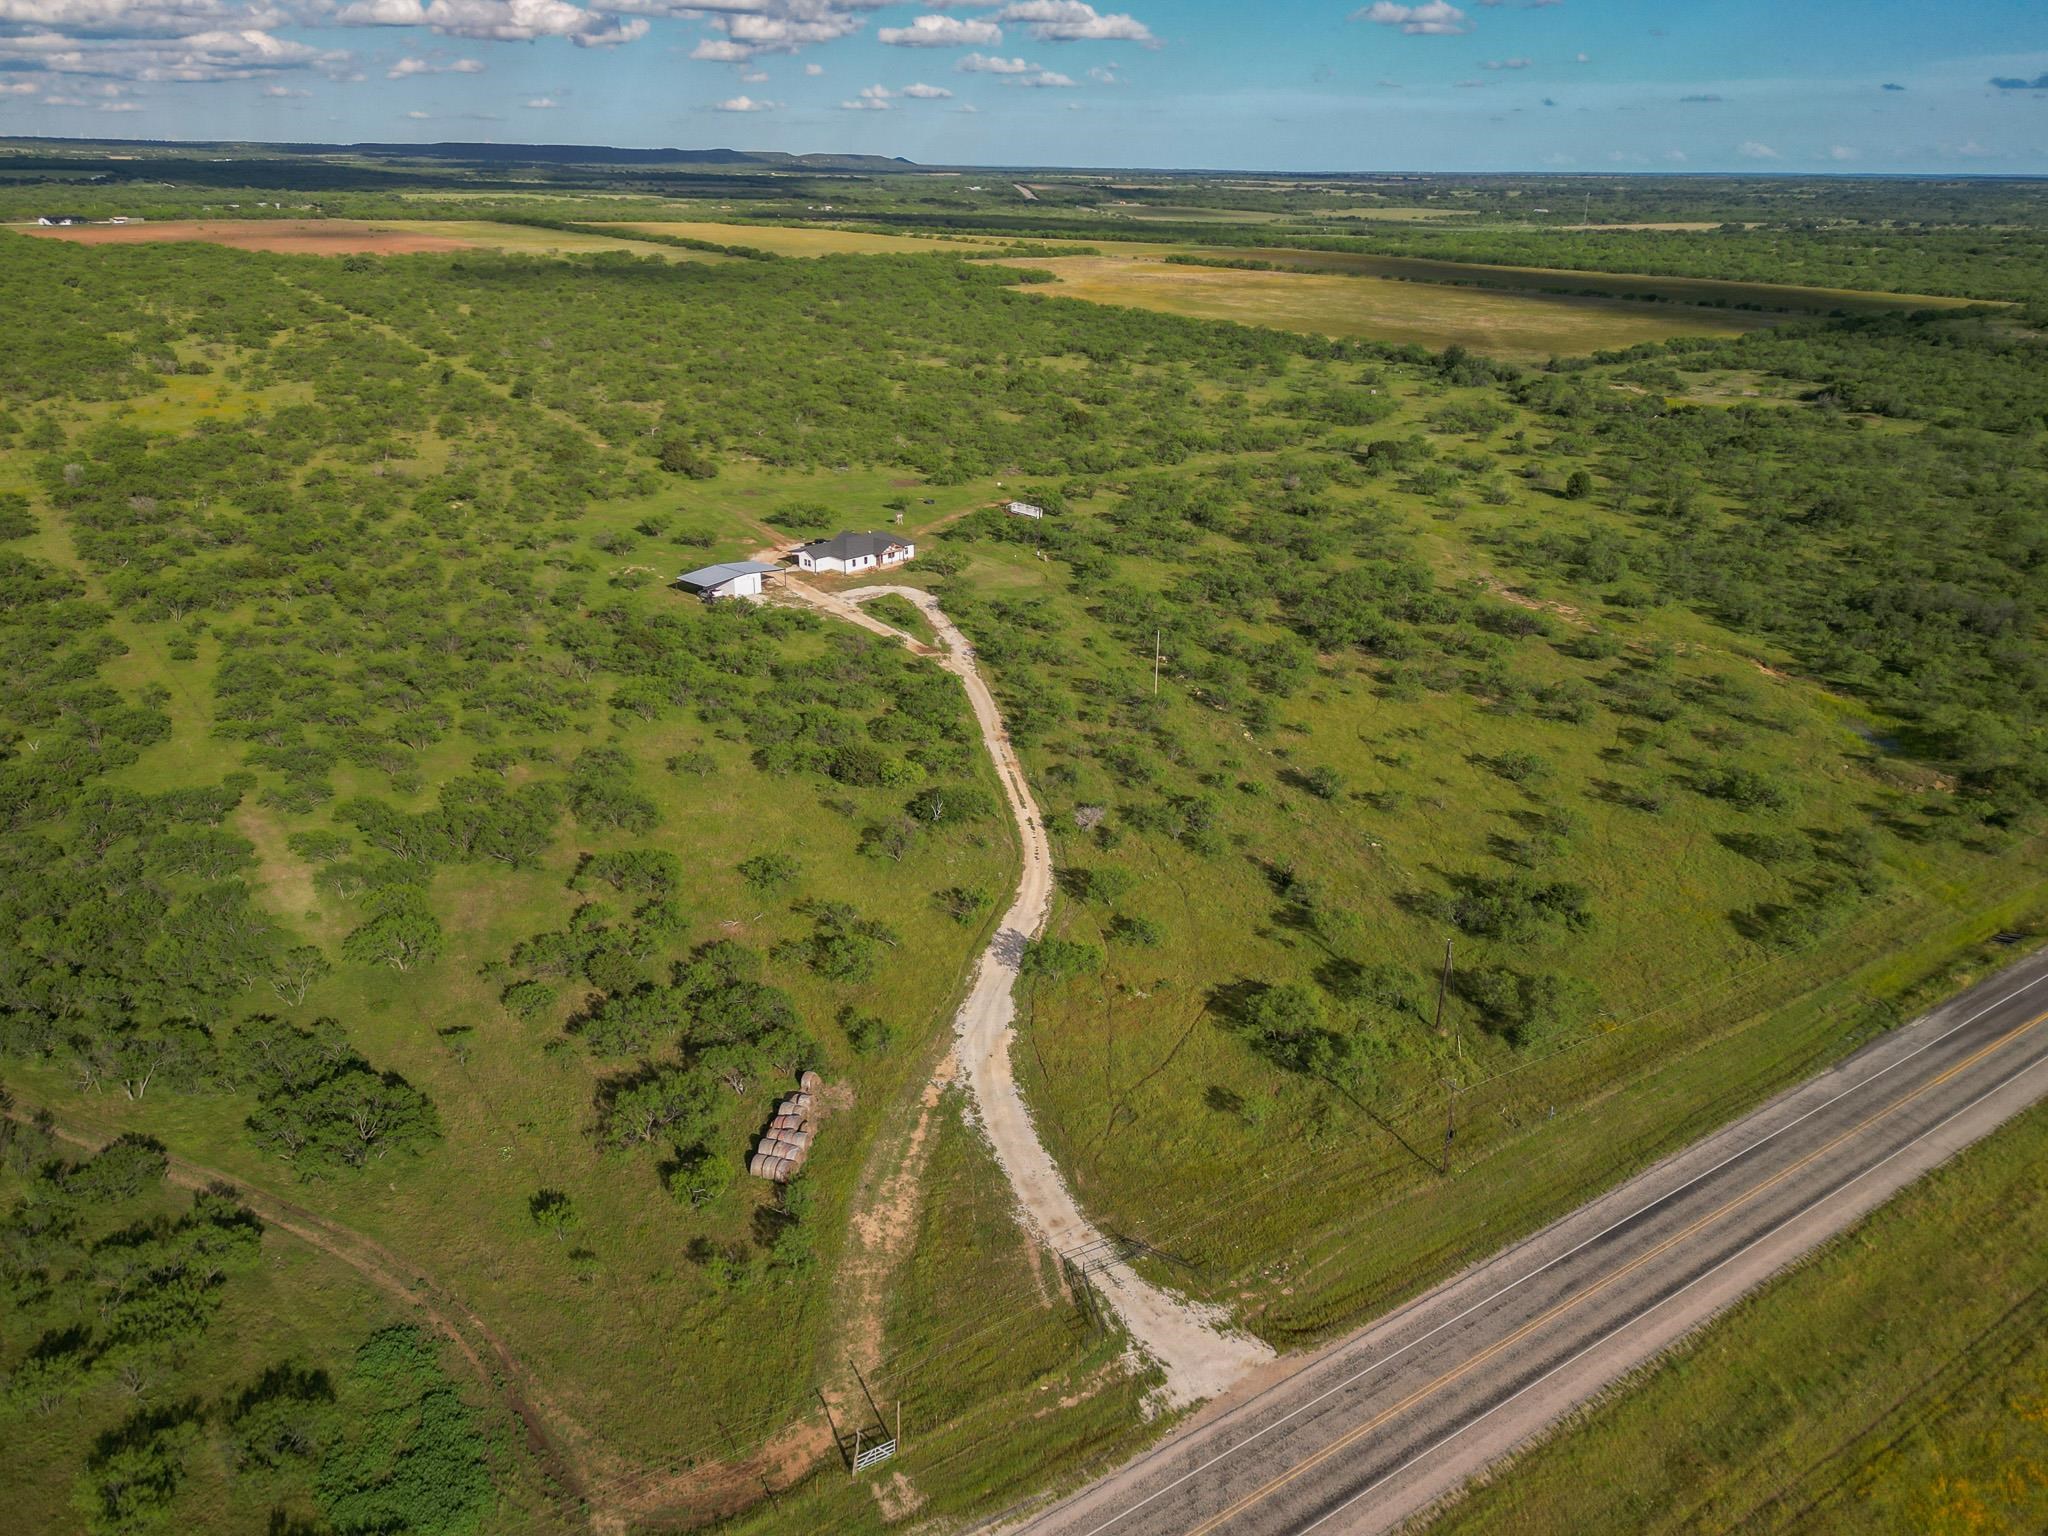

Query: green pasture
<box><xmin>1210</xmin><ymin>246</ymin><xmax>1981</xmax><ymax>317</ymax></box>
<box><xmin>921</xmin><ymin>373</ymin><xmax>2048</xmax><ymax>1347</ymax></box>
<box><xmin>6</xmin><ymin>518</ymin><xmax>1020</xmax><ymax>1481</ymax></box>
<box><xmin>2</xmin><ymin>209</ymin><xmax>2043</xmax><ymax>1536</ymax></box>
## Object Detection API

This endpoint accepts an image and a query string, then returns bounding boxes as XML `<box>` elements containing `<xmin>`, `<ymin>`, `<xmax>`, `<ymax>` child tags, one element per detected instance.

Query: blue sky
<box><xmin>1</xmin><ymin>1</ymin><xmax>2043</xmax><ymax>172</ymax></box>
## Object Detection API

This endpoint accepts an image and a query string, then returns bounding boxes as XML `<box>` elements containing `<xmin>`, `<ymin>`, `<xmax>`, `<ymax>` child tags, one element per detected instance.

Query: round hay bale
<box><xmin>800</xmin><ymin>1070</ymin><xmax>823</xmax><ymax>1094</ymax></box>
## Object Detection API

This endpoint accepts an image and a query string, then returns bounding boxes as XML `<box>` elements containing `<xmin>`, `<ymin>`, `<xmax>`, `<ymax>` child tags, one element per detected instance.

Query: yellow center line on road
<box><xmin>1182</xmin><ymin>1006</ymin><xmax>2048</xmax><ymax>1536</ymax></box>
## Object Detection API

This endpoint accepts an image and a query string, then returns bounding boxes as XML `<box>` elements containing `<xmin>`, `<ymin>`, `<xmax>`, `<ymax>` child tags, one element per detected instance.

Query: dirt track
<box><xmin>789</xmin><ymin>578</ymin><xmax>1273</xmax><ymax>1408</ymax></box>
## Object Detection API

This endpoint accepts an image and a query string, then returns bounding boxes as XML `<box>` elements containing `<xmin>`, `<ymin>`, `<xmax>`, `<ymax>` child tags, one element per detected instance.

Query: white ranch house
<box><xmin>791</xmin><ymin>531</ymin><xmax>916</xmax><ymax>575</ymax></box>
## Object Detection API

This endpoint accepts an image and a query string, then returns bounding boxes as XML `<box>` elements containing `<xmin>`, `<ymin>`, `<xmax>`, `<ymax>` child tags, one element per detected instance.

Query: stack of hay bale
<box><xmin>749</xmin><ymin>1070</ymin><xmax>824</xmax><ymax>1182</ymax></box>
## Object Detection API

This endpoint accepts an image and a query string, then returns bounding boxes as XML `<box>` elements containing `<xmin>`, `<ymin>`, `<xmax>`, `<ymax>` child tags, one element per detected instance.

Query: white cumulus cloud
<box><xmin>714</xmin><ymin>91</ymin><xmax>776</xmax><ymax>110</ymax></box>
<box><xmin>878</xmin><ymin>12</ymin><xmax>999</xmax><ymax>47</ymax></box>
<box><xmin>336</xmin><ymin>0</ymin><xmax>645</xmax><ymax>48</ymax></box>
<box><xmin>956</xmin><ymin>51</ymin><xmax>1032</xmax><ymax>73</ymax></box>
<box><xmin>1354</xmin><ymin>2</ymin><xmax>1470</xmax><ymax>36</ymax></box>
<box><xmin>671</xmin><ymin>0</ymin><xmax>876</xmax><ymax>62</ymax></box>
<box><xmin>0</xmin><ymin>26</ymin><xmax>350</xmax><ymax>82</ymax></box>
<box><xmin>1737</xmin><ymin>139</ymin><xmax>1779</xmax><ymax>158</ymax></box>
<box><xmin>993</xmin><ymin>1</ymin><xmax>1151</xmax><ymax>43</ymax></box>
<box><xmin>0</xmin><ymin>0</ymin><xmax>291</xmax><ymax>37</ymax></box>
<box><xmin>898</xmin><ymin>80</ymin><xmax>950</xmax><ymax>98</ymax></box>
<box><xmin>387</xmin><ymin>53</ymin><xmax>483</xmax><ymax>75</ymax></box>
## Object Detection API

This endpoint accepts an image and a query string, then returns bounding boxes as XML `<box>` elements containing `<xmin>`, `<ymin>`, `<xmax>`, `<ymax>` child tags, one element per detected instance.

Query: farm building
<box><xmin>749</xmin><ymin>1071</ymin><xmax>825</xmax><ymax>1182</ymax></box>
<box><xmin>1003</xmin><ymin>500</ymin><xmax>1046</xmax><ymax>520</ymax></box>
<box><xmin>675</xmin><ymin>560</ymin><xmax>778</xmax><ymax>599</ymax></box>
<box><xmin>791</xmin><ymin>531</ymin><xmax>915</xmax><ymax>575</ymax></box>
<box><xmin>36</xmin><ymin>214</ymin><xmax>87</xmax><ymax>226</ymax></box>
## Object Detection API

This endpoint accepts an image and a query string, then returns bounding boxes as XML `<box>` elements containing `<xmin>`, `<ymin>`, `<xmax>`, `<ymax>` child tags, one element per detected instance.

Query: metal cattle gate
<box><xmin>851</xmin><ymin>1433</ymin><xmax>898</xmax><ymax>1473</ymax></box>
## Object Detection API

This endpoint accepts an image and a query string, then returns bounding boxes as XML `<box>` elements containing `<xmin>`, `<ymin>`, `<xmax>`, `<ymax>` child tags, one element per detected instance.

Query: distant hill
<box><xmin>0</xmin><ymin>135</ymin><xmax>921</xmax><ymax>174</ymax></box>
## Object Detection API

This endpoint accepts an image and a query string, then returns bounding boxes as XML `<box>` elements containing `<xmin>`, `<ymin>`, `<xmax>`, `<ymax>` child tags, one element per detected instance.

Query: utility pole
<box><xmin>1435</xmin><ymin>938</ymin><xmax>1457</xmax><ymax>1173</ymax></box>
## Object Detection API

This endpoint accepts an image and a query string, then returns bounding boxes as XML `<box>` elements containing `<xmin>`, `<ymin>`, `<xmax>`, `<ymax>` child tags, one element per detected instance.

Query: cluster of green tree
<box><xmin>1</xmin><ymin>778</ymin><xmax>279</xmax><ymax>1075</ymax></box>
<box><xmin>1504</xmin><ymin>329</ymin><xmax>2048</xmax><ymax>828</ymax></box>
<box><xmin>0</xmin><ymin>1128</ymin><xmax>261</xmax><ymax>1413</ymax></box>
<box><xmin>929</xmin><ymin>313</ymin><xmax>2047</xmax><ymax>1077</ymax></box>
<box><xmin>1</xmin><ymin>1096</ymin><xmax>489</xmax><ymax>1531</ymax></box>
<box><xmin>1654</xmin><ymin>310</ymin><xmax>2048</xmax><ymax>433</ymax></box>
<box><xmin>298</xmin><ymin>245</ymin><xmax>1332</xmax><ymax>478</ymax></box>
<box><xmin>1317</xmin><ymin>223</ymin><xmax>2048</xmax><ymax>306</ymax></box>
<box><xmin>313</xmin><ymin>1326</ymin><xmax>494</xmax><ymax>1536</ymax></box>
<box><xmin>228</xmin><ymin>1017</ymin><xmax>440</xmax><ymax>1177</ymax></box>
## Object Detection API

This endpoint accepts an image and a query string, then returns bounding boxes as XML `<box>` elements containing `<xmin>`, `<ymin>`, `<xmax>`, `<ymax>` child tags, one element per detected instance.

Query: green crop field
<box><xmin>1420</xmin><ymin>1098</ymin><xmax>2048</xmax><ymax>1536</ymax></box>
<box><xmin>3</xmin><ymin>152</ymin><xmax>2047</xmax><ymax>1536</ymax></box>
<box><xmin>996</xmin><ymin>254</ymin><xmax>1776</xmax><ymax>358</ymax></box>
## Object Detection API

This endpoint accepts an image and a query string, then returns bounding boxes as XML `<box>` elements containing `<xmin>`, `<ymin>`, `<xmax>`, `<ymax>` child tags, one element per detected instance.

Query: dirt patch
<box><xmin>840</xmin><ymin>1056</ymin><xmax>956</xmax><ymax>1382</ymax></box>
<box><xmin>1483</xmin><ymin>578</ymin><xmax>1591</xmax><ymax>629</ymax></box>
<box><xmin>20</xmin><ymin>220</ymin><xmax>476</xmax><ymax>256</ymax></box>
<box><xmin>872</xmin><ymin>1468</ymin><xmax>927</xmax><ymax>1522</ymax></box>
<box><xmin>234</xmin><ymin>803</ymin><xmax>321</xmax><ymax>925</ymax></box>
<box><xmin>599</xmin><ymin>1416</ymin><xmax>837</xmax><ymax>1533</ymax></box>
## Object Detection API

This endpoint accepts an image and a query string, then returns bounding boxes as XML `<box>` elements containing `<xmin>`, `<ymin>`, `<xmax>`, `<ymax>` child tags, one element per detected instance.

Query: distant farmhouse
<box><xmin>791</xmin><ymin>531</ymin><xmax>915</xmax><ymax>575</ymax></box>
<box><xmin>36</xmin><ymin>214</ymin><xmax>87</xmax><ymax>226</ymax></box>
<box><xmin>1003</xmin><ymin>499</ymin><xmax>1046</xmax><ymax>520</ymax></box>
<box><xmin>675</xmin><ymin>559</ymin><xmax>779</xmax><ymax>600</ymax></box>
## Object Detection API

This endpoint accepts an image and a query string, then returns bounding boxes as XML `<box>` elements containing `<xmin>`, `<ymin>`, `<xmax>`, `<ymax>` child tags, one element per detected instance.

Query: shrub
<box><xmin>1697</xmin><ymin>765</ymin><xmax>1790</xmax><ymax>812</ymax></box>
<box><xmin>1020</xmin><ymin>937</ymin><xmax>1103</xmax><ymax>983</ymax></box>
<box><xmin>1108</xmin><ymin>913</ymin><xmax>1164</xmax><ymax>947</ymax></box>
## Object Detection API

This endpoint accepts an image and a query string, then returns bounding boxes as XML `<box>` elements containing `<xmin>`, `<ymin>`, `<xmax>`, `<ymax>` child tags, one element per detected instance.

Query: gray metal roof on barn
<box><xmin>676</xmin><ymin>560</ymin><xmax>778</xmax><ymax>590</ymax></box>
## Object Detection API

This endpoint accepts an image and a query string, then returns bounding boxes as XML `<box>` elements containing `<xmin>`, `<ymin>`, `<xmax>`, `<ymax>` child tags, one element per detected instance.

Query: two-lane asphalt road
<box><xmin>1009</xmin><ymin>942</ymin><xmax>2048</xmax><ymax>1536</ymax></box>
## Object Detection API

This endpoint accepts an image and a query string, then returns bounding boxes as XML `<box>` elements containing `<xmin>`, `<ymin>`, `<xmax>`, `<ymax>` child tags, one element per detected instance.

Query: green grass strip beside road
<box><xmin>1422</xmin><ymin>1099</ymin><xmax>2048</xmax><ymax>1536</ymax></box>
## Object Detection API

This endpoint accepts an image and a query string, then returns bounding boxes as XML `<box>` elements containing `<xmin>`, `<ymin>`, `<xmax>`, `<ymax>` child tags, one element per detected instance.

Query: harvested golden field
<box><xmin>18</xmin><ymin>218</ymin><xmax>474</xmax><ymax>254</ymax></box>
<box><xmin>378</xmin><ymin>219</ymin><xmax>734</xmax><ymax>260</ymax></box>
<box><xmin>14</xmin><ymin>218</ymin><xmax>733</xmax><ymax>262</ymax></box>
<box><xmin>999</xmin><ymin>255</ymin><xmax>1775</xmax><ymax>358</ymax></box>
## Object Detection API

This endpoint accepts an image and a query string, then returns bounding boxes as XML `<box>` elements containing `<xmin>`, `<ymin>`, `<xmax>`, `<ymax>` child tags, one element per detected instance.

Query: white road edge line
<box><xmin>1293</xmin><ymin>1047</ymin><xmax>2048</xmax><ymax>1536</ymax></box>
<box><xmin>1065</xmin><ymin>964</ymin><xmax>2048</xmax><ymax>1536</ymax></box>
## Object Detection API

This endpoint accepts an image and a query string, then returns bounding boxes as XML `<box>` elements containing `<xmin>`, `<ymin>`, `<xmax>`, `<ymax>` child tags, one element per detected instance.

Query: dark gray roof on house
<box><xmin>794</xmin><ymin>531</ymin><xmax>911</xmax><ymax>563</ymax></box>
<box><xmin>676</xmin><ymin>560</ymin><xmax>778</xmax><ymax>591</ymax></box>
